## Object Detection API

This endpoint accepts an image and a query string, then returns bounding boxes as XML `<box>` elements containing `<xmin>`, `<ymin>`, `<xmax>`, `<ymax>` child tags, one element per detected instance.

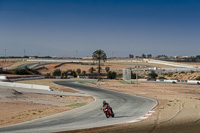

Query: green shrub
<box><xmin>191</xmin><ymin>70</ymin><xmax>195</xmax><ymax>74</ymax></box>
<box><xmin>63</xmin><ymin>70</ymin><xmax>77</xmax><ymax>77</ymax></box>
<box><xmin>148</xmin><ymin>71</ymin><xmax>158</xmax><ymax>80</ymax></box>
<box><xmin>105</xmin><ymin>66</ymin><xmax>110</xmax><ymax>73</ymax></box>
<box><xmin>167</xmin><ymin>72</ymin><xmax>173</xmax><ymax>77</ymax></box>
<box><xmin>196</xmin><ymin>76</ymin><xmax>200</xmax><ymax>80</ymax></box>
<box><xmin>53</xmin><ymin>69</ymin><xmax>62</xmax><ymax>76</ymax></box>
<box><xmin>15</xmin><ymin>69</ymin><xmax>30</xmax><ymax>75</ymax></box>
<box><xmin>46</xmin><ymin>73</ymin><xmax>51</xmax><ymax>76</ymax></box>
<box><xmin>107</xmin><ymin>71</ymin><xmax>117</xmax><ymax>79</ymax></box>
<box><xmin>158</xmin><ymin>76</ymin><xmax>166</xmax><ymax>80</ymax></box>
<box><xmin>131</xmin><ymin>72</ymin><xmax>136</xmax><ymax>79</ymax></box>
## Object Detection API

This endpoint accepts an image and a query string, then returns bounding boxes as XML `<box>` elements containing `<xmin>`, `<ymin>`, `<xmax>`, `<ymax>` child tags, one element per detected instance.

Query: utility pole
<box><xmin>4</xmin><ymin>49</ymin><xmax>6</xmax><ymax>62</ymax></box>
<box><xmin>136</xmin><ymin>57</ymin><xmax>138</xmax><ymax>86</ymax></box>
<box><xmin>24</xmin><ymin>49</ymin><xmax>26</xmax><ymax>57</ymax></box>
<box><xmin>76</xmin><ymin>50</ymin><xmax>78</xmax><ymax>58</ymax></box>
<box><xmin>112</xmin><ymin>51</ymin><xmax>114</xmax><ymax>58</ymax></box>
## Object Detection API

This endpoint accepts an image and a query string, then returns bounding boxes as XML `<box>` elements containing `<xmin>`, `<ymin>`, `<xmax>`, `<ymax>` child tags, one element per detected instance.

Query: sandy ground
<box><xmin>58</xmin><ymin>80</ymin><xmax>200</xmax><ymax>133</ymax></box>
<box><xmin>161</xmin><ymin>72</ymin><xmax>200</xmax><ymax>80</ymax></box>
<box><xmin>6</xmin><ymin>61</ymin><xmax>175</xmax><ymax>75</ymax></box>
<box><xmin>1</xmin><ymin>59</ymin><xmax>200</xmax><ymax>132</ymax></box>
<box><xmin>1</xmin><ymin>79</ymin><xmax>200</xmax><ymax>133</ymax></box>
<box><xmin>36</xmin><ymin>62</ymin><xmax>200</xmax><ymax>80</ymax></box>
<box><xmin>0</xmin><ymin>79</ymin><xmax>93</xmax><ymax>127</ymax></box>
<box><xmin>0</xmin><ymin>61</ymin><xmax>15</xmax><ymax>68</ymax></box>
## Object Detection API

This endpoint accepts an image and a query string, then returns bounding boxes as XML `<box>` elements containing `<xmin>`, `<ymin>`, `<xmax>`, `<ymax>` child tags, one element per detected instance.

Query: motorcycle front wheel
<box><xmin>105</xmin><ymin>113</ymin><xmax>110</xmax><ymax>118</ymax></box>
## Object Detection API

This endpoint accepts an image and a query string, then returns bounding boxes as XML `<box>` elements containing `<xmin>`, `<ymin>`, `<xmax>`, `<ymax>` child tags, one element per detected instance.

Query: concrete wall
<box><xmin>0</xmin><ymin>76</ymin><xmax>7</xmax><ymax>80</ymax></box>
<box><xmin>144</xmin><ymin>59</ymin><xmax>200</xmax><ymax>69</ymax></box>
<box><xmin>158</xmin><ymin>68</ymin><xmax>200</xmax><ymax>72</ymax></box>
<box><xmin>9</xmin><ymin>76</ymin><xmax>45</xmax><ymax>82</ymax></box>
<box><xmin>26</xmin><ymin>59</ymin><xmax>144</xmax><ymax>63</ymax></box>
<box><xmin>123</xmin><ymin>69</ymin><xmax>131</xmax><ymax>80</ymax></box>
<box><xmin>132</xmin><ymin>79</ymin><xmax>148</xmax><ymax>81</ymax></box>
<box><xmin>164</xmin><ymin>80</ymin><xmax>177</xmax><ymax>83</ymax></box>
<box><xmin>188</xmin><ymin>80</ymin><xmax>200</xmax><ymax>83</ymax></box>
<box><xmin>0</xmin><ymin>82</ymin><xmax>50</xmax><ymax>91</ymax></box>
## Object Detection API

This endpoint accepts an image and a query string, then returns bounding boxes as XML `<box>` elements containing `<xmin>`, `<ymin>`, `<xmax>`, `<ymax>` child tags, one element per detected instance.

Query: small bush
<box><xmin>167</xmin><ymin>72</ymin><xmax>173</xmax><ymax>77</ymax></box>
<box><xmin>53</xmin><ymin>69</ymin><xmax>62</xmax><ymax>76</ymax></box>
<box><xmin>196</xmin><ymin>76</ymin><xmax>200</xmax><ymax>80</ymax></box>
<box><xmin>148</xmin><ymin>71</ymin><xmax>158</xmax><ymax>80</ymax></box>
<box><xmin>46</xmin><ymin>73</ymin><xmax>51</xmax><ymax>76</ymax></box>
<box><xmin>63</xmin><ymin>70</ymin><xmax>77</xmax><ymax>77</ymax></box>
<box><xmin>107</xmin><ymin>71</ymin><xmax>117</xmax><ymax>79</ymax></box>
<box><xmin>131</xmin><ymin>72</ymin><xmax>136</xmax><ymax>79</ymax></box>
<box><xmin>158</xmin><ymin>76</ymin><xmax>166</xmax><ymax>80</ymax></box>
<box><xmin>105</xmin><ymin>66</ymin><xmax>110</xmax><ymax>73</ymax></box>
<box><xmin>15</xmin><ymin>69</ymin><xmax>30</xmax><ymax>75</ymax></box>
<box><xmin>162</xmin><ymin>73</ymin><xmax>168</xmax><ymax>76</ymax></box>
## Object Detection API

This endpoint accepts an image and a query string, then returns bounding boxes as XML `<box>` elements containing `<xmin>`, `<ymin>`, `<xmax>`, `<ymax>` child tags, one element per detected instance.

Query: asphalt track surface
<box><xmin>0</xmin><ymin>81</ymin><xmax>157</xmax><ymax>133</ymax></box>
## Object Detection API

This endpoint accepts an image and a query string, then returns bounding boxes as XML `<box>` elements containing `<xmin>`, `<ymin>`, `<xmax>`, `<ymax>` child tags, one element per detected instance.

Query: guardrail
<box><xmin>144</xmin><ymin>59</ymin><xmax>199</xmax><ymax>68</ymax></box>
<box><xmin>0</xmin><ymin>81</ymin><xmax>50</xmax><ymax>91</ymax></box>
<box><xmin>9</xmin><ymin>76</ymin><xmax>45</xmax><ymax>82</ymax></box>
<box><xmin>0</xmin><ymin>75</ymin><xmax>7</xmax><ymax>80</ymax></box>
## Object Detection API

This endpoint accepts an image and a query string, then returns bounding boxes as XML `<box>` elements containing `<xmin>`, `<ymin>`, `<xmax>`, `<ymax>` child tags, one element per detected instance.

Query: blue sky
<box><xmin>0</xmin><ymin>0</ymin><xmax>200</xmax><ymax>57</ymax></box>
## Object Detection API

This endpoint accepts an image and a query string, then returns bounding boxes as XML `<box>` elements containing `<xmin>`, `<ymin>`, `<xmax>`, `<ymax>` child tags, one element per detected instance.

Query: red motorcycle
<box><xmin>103</xmin><ymin>105</ymin><xmax>114</xmax><ymax>118</ymax></box>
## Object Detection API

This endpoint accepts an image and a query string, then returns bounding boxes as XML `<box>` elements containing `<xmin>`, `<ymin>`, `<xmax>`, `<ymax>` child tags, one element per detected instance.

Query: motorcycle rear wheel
<box><xmin>105</xmin><ymin>113</ymin><xmax>110</xmax><ymax>118</ymax></box>
<box><xmin>111</xmin><ymin>113</ymin><xmax>115</xmax><ymax>117</ymax></box>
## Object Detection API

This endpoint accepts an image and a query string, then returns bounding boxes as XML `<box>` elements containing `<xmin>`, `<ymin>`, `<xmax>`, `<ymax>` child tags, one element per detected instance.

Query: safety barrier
<box><xmin>9</xmin><ymin>76</ymin><xmax>45</xmax><ymax>82</ymax></box>
<box><xmin>0</xmin><ymin>76</ymin><xmax>7</xmax><ymax>80</ymax></box>
<box><xmin>164</xmin><ymin>80</ymin><xmax>177</xmax><ymax>83</ymax></box>
<box><xmin>188</xmin><ymin>80</ymin><xmax>200</xmax><ymax>84</ymax></box>
<box><xmin>0</xmin><ymin>82</ymin><xmax>50</xmax><ymax>91</ymax></box>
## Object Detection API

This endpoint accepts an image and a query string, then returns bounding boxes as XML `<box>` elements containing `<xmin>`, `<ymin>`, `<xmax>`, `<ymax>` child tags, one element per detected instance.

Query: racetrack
<box><xmin>0</xmin><ymin>81</ymin><xmax>157</xmax><ymax>133</ymax></box>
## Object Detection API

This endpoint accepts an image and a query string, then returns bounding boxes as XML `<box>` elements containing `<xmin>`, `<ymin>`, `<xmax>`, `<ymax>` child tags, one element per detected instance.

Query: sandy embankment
<box><xmin>0</xmin><ymin>79</ymin><xmax>94</xmax><ymax>127</ymax></box>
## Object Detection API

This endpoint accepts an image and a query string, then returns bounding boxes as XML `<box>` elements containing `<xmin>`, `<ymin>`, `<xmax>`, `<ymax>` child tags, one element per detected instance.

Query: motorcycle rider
<box><xmin>102</xmin><ymin>100</ymin><xmax>113</xmax><ymax>114</ymax></box>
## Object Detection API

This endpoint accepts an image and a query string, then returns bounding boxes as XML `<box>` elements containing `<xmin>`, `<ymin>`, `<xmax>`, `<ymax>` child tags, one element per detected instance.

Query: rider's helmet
<box><xmin>103</xmin><ymin>100</ymin><xmax>106</xmax><ymax>105</ymax></box>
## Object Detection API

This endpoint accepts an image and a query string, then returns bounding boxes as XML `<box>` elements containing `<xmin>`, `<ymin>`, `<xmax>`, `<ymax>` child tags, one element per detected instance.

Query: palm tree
<box><xmin>89</xmin><ymin>67</ymin><xmax>96</xmax><ymax>74</ymax></box>
<box><xmin>89</xmin><ymin>67</ymin><xmax>96</xmax><ymax>79</ymax></box>
<box><xmin>76</xmin><ymin>68</ymin><xmax>81</xmax><ymax>76</ymax></box>
<box><xmin>92</xmin><ymin>49</ymin><xmax>107</xmax><ymax>81</ymax></box>
<box><xmin>105</xmin><ymin>66</ymin><xmax>110</xmax><ymax>73</ymax></box>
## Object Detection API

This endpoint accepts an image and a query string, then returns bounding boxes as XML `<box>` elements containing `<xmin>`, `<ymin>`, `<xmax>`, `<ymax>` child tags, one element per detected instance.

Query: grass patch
<box><xmin>119</xmin><ymin>80</ymin><xmax>135</xmax><ymax>84</ymax></box>
<box><xmin>38</xmin><ymin>110</ymin><xmax>43</xmax><ymax>113</ymax></box>
<box><xmin>67</xmin><ymin>103</ymin><xmax>86</xmax><ymax>107</ymax></box>
<box><xmin>32</xmin><ymin>113</ymin><xmax>37</xmax><ymax>115</ymax></box>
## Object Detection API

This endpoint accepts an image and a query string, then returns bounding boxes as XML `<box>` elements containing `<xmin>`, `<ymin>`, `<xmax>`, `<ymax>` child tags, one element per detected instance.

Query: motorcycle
<box><xmin>102</xmin><ymin>105</ymin><xmax>114</xmax><ymax>118</ymax></box>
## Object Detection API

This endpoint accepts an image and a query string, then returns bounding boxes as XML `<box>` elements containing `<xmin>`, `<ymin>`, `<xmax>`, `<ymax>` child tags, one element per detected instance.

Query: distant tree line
<box><xmin>157</xmin><ymin>55</ymin><xmax>200</xmax><ymax>62</ymax></box>
<box><xmin>129</xmin><ymin>54</ymin><xmax>152</xmax><ymax>58</ymax></box>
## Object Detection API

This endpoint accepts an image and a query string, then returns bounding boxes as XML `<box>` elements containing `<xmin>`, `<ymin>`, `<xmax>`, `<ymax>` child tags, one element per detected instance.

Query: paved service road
<box><xmin>0</xmin><ymin>81</ymin><xmax>157</xmax><ymax>133</ymax></box>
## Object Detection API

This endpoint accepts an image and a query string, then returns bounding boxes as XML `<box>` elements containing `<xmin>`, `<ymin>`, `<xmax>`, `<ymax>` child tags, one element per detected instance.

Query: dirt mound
<box><xmin>0</xmin><ymin>87</ymin><xmax>22</xmax><ymax>99</ymax></box>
